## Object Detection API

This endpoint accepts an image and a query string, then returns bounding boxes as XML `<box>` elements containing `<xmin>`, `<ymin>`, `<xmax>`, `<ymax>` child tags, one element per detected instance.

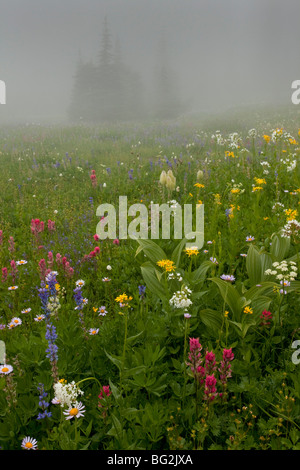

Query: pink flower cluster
<box><xmin>2</xmin><ymin>261</ymin><xmax>18</xmax><ymax>284</ymax></box>
<box><xmin>260</xmin><ymin>309</ymin><xmax>273</xmax><ymax>327</ymax></box>
<box><xmin>187</xmin><ymin>338</ymin><xmax>234</xmax><ymax>402</ymax></box>
<box><xmin>90</xmin><ymin>169</ymin><xmax>97</xmax><ymax>188</ymax></box>
<box><xmin>38</xmin><ymin>252</ymin><xmax>74</xmax><ymax>280</ymax></box>
<box><xmin>31</xmin><ymin>218</ymin><xmax>55</xmax><ymax>244</ymax></box>
<box><xmin>98</xmin><ymin>385</ymin><xmax>111</xmax><ymax>407</ymax></box>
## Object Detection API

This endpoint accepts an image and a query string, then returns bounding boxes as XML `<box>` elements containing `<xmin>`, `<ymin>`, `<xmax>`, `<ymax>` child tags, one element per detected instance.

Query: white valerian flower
<box><xmin>264</xmin><ymin>260</ymin><xmax>298</xmax><ymax>286</ymax></box>
<box><xmin>53</xmin><ymin>380</ymin><xmax>84</xmax><ymax>408</ymax></box>
<box><xmin>281</xmin><ymin>219</ymin><xmax>300</xmax><ymax>239</ymax></box>
<box><xmin>169</xmin><ymin>285</ymin><xmax>193</xmax><ymax>310</ymax></box>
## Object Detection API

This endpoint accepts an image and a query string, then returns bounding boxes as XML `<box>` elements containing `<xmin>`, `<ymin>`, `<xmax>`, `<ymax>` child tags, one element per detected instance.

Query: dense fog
<box><xmin>0</xmin><ymin>0</ymin><xmax>300</xmax><ymax>124</ymax></box>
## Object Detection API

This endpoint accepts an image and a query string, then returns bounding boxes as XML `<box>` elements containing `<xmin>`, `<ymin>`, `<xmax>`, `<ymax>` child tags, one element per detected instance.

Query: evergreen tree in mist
<box><xmin>69</xmin><ymin>17</ymin><xmax>145</xmax><ymax>122</ymax></box>
<box><xmin>153</xmin><ymin>35</ymin><xmax>184</xmax><ymax>119</ymax></box>
<box><xmin>68</xmin><ymin>19</ymin><xmax>182</xmax><ymax>122</ymax></box>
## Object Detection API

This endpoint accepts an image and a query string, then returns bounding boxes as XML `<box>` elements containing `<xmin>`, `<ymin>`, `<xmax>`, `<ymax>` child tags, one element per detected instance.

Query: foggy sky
<box><xmin>1</xmin><ymin>0</ymin><xmax>300</xmax><ymax>123</ymax></box>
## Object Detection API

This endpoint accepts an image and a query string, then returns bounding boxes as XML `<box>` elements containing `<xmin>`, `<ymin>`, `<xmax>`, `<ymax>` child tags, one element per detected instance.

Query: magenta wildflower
<box><xmin>204</xmin><ymin>374</ymin><xmax>217</xmax><ymax>401</ymax></box>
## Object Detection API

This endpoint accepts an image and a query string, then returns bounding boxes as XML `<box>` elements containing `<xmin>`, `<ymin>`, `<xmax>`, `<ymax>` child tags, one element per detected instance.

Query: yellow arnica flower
<box><xmin>115</xmin><ymin>293</ymin><xmax>133</xmax><ymax>304</ymax></box>
<box><xmin>194</xmin><ymin>183</ymin><xmax>205</xmax><ymax>188</ymax></box>
<box><xmin>231</xmin><ymin>188</ymin><xmax>240</xmax><ymax>194</ymax></box>
<box><xmin>214</xmin><ymin>193</ymin><xmax>222</xmax><ymax>205</ymax></box>
<box><xmin>225</xmin><ymin>151</ymin><xmax>235</xmax><ymax>158</ymax></box>
<box><xmin>263</xmin><ymin>135</ymin><xmax>271</xmax><ymax>143</ymax></box>
<box><xmin>244</xmin><ymin>306</ymin><xmax>253</xmax><ymax>314</ymax></box>
<box><xmin>289</xmin><ymin>138</ymin><xmax>297</xmax><ymax>145</ymax></box>
<box><xmin>284</xmin><ymin>208</ymin><xmax>298</xmax><ymax>221</ymax></box>
<box><xmin>254</xmin><ymin>177</ymin><xmax>266</xmax><ymax>185</ymax></box>
<box><xmin>252</xmin><ymin>186</ymin><xmax>263</xmax><ymax>192</ymax></box>
<box><xmin>156</xmin><ymin>259</ymin><xmax>176</xmax><ymax>272</ymax></box>
<box><xmin>185</xmin><ymin>247</ymin><xmax>199</xmax><ymax>257</ymax></box>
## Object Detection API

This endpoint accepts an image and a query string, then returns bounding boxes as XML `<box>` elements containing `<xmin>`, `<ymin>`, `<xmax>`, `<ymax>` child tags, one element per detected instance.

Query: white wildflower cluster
<box><xmin>167</xmin><ymin>271</ymin><xmax>183</xmax><ymax>282</ymax></box>
<box><xmin>228</xmin><ymin>132</ymin><xmax>242</xmax><ymax>149</ymax></box>
<box><xmin>280</xmin><ymin>154</ymin><xmax>297</xmax><ymax>172</ymax></box>
<box><xmin>260</xmin><ymin>161</ymin><xmax>270</xmax><ymax>175</ymax></box>
<box><xmin>281</xmin><ymin>219</ymin><xmax>300</xmax><ymax>239</ymax></box>
<box><xmin>169</xmin><ymin>285</ymin><xmax>192</xmax><ymax>310</ymax></box>
<box><xmin>211</xmin><ymin>131</ymin><xmax>225</xmax><ymax>146</ymax></box>
<box><xmin>159</xmin><ymin>169</ymin><xmax>176</xmax><ymax>192</ymax></box>
<box><xmin>230</xmin><ymin>181</ymin><xmax>245</xmax><ymax>194</ymax></box>
<box><xmin>47</xmin><ymin>296</ymin><xmax>61</xmax><ymax>317</ymax></box>
<box><xmin>271</xmin><ymin>128</ymin><xmax>295</xmax><ymax>144</ymax></box>
<box><xmin>53</xmin><ymin>381</ymin><xmax>84</xmax><ymax>408</ymax></box>
<box><xmin>265</xmin><ymin>260</ymin><xmax>297</xmax><ymax>283</ymax></box>
<box><xmin>272</xmin><ymin>202</ymin><xmax>284</xmax><ymax>217</ymax></box>
<box><xmin>248</xmin><ymin>128</ymin><xmax>257</xmax><ymax>139</ymax></box>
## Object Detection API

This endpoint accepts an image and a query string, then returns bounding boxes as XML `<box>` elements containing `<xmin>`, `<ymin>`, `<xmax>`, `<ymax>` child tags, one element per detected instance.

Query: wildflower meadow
<box><xmin>0</xmin><ymin>112</ymin><xmax>300</xmax><ymax>451</ymax></box>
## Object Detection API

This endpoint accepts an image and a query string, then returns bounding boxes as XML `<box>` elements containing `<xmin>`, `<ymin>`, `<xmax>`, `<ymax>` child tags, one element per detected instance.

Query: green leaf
<box><xmin>135</xmin><ymin>239</ymin><xmax>167</xmax><ymax>264</ymax></box>
<box><xmin>199</xmin><ymin>308</ymin><xmax>223</xmax><ymax>332</ymax></box>
<box><xmin>190</xmin><ymin>261</ymin><xmax>214</xmax><ymax>285</ymax></box>
<box><xmin>209</xmin><ymin>278</ymin><xmax>246</xmax><ymax>320</ymax></box>
<box><xmin>140</xmin><ymin>261</ymin><xmax>167</xmax><ymax>301</ymax></box>
<box><xmin>104</xmin><ymin>350</ymin><xmax>122</xmax><ymax>371</ymax></box>
<box><xmin>171</xmin><ymin>237</ymin><xmax>189</xmax><ymax>267</ymax></box>
<box><xmin>246</xmin><ymin>244</ymin><xmax>273</xmax><ymax>285</ymax></box>
<box><xmin>270</xmin><ymin>233</ymin><xmax>290</xmax><ymax>261</ymax></box>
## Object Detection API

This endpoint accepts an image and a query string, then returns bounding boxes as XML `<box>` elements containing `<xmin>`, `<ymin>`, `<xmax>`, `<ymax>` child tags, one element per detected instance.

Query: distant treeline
<box><xmin>68</xmin><ymin>17</ymin><xmax>184</xmax><ymax>123</ymax></box>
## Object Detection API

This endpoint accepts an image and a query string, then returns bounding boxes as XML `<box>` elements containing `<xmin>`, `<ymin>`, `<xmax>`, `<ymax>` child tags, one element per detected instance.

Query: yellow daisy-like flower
<box><xmin>284</xmin><ymin>208</ymin><xmax>298</xmax><ymax>221</ymax></box>
<box><xmin>289</xmin><ymin>138</ymin><xmax>297</xmax><ymax>145</ymax></box>
<box><xmin>252</xmin><ymin>186</ymin><xmax>263</xmax><ymax>192</ymax></box>
<box><xmin>263</xmin><ymin>135</ymin><xmax>271</xmax><ymax>143</ymax></box>
<box><xmin>194</xmin><ymin>183</ymin><xmax>205</xmax><ymax>188</ymax></box>
<box><xmin>244</xmin><ymin>306</ymin><xmax>253</xmax><ymax>315</ymax></box>
<box><xmin>115</xmin><ymin>293</ymin><xmax>133</xmax><ymax>305</ymax></box>
<box><xmin>185</xmin><ymin>247</ymin><xmax>199</xmax><ymax>257</ymax></box>
<box><xmin>224</xmin><ymin>310</ymin><xmax>229</xmax><ymax>318</ymax></box>
<box><xmin>156</xmin><ymin>259</ymin><xmax>176</xmax><ymax>272</ymax></box>
<box><xmin>214</xmin><ymin>193</ymin><xmax>222</xmax><ymax>205</ymax></box>
<box><xmin>55</xmin><ymin>283</ymin><xmax>60</xmax><ymax>291</ymax></box>
<box><xmin>230</xmin><ymin>188</ymin><xmax>240</xmax><ymax>194</ymax></box>
<box><xmin>254</xmin><ymin>177</ymin><xmax>266</xmax><ymax>185</ymax></box>
<box><xmin>225</xmin><ymin>151</ymin><xmax>235</xmax><ymax>158</ymax></box>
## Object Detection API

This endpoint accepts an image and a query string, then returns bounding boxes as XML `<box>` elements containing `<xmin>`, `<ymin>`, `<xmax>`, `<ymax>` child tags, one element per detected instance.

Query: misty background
<box><xmin>0</xmin><ymin>0</ymin><xmax>300</xmax><ymax>124</ymax></box>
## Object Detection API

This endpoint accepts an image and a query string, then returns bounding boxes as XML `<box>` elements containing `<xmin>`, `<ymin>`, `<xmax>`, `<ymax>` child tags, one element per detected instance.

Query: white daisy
<box><xmin>34</xmin><ymin>314</ymin><xmax>45</xmax><ymax>322</ymax></box>
<box><xmin>21</xmin><ymin>436</ymin><xmax>38</xmax><ymax>450</ymax></box>
<box><xmin>0</xmin><ymin>364</ymin><xmax>13</xmax><ymax>375</ymax></box>
<box><xmin>63</xmin><ymin>402</ymin><xmax>86</xmax><ymax>420</ymax></box>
